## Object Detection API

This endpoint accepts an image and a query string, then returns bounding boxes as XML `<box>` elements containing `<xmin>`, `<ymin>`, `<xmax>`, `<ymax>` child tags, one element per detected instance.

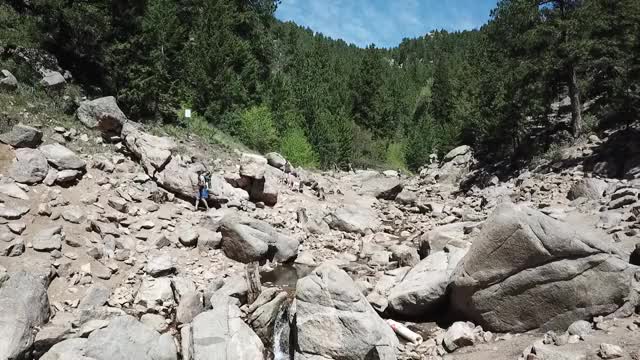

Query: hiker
<box><xmin>194</xmin><ymin>170</ymin><xmax>210</xmax><ymax>211</ymax></box>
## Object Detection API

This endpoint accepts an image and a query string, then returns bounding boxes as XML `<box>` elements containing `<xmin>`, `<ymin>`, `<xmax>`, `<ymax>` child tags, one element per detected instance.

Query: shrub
<box><xmin>385</xmin><ymin>141</ymin><xmax>408</xmax><ymax>171</ymax></box>
<box><xmin>239</xmin><ymin>105</ymin><xmax>278</xmax><ymax>153</ymax></box>
<box><xmin>280</xmin><ymin>127</ymin><xmax>318</xmax><ymax>168</ymax></box>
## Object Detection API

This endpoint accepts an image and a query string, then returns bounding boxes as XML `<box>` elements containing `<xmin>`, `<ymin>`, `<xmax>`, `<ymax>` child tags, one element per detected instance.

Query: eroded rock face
<box><xmin>293</xmin><ymin>264</ymin><xmax>398</xmax><ymax>360</ymax></box>
<box><xmin>0</xmin><ymin>272</ymin><xmax>50</xmax><ymax>360</ymax></box>
<box><xmin>450</xmin><ymin>202</ymin><xmax>639</xmax><ymax>333</ymax></box>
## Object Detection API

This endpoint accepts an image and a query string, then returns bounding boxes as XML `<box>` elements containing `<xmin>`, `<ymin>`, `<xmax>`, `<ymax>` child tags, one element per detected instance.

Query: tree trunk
<box><xmin>568</xmin><ymin>64</ymin><xmax>583</xmax><ymax>137</ymax></box>
<box><xmin>245</xmin><ymin>261</ymin><xmax>262</xmax><ymax>305</ymax></box>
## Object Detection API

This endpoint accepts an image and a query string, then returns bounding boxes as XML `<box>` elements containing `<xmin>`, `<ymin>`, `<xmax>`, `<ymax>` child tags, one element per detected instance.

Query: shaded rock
<box><xmin>220</xmin><ymin>216</ymin><xmax>298</xmax><ymax>263</ymax></box>
<box><xmin>196</xmin><ymin>227</ymin><xmax>221</xmax><ymax>251</ymax></box>
<box><xmin>189</xmin><ymin>299</ymin><xmax>265</xmax><ymax>360</ymax></box>
<box><xmin>10</xmin><ymin>148</ymin><xmax>49</xmax><ymax>184</ymax></box>
<box><xmin>40</xmin><ymin>71</ymin><xmax>66</xmax><ymax>88</ymax></box>
<box><xmin>0</xmin><ymin>124</ymin><xmax>43</xmax><ymax>148</ymax></box>
<box><xmin>248</xmin><ymin>291</ymin><xmax>288</xmax><ymax>344</ymax></box>
<box><xmin>294</xmin><ymin>264</ymin><xmax>398</xmax><ymax>360</ymax></box>
<box><xmin>0</xmin><ymin>69</ymin><xmax>18</xmax><ymax>90</ymax></box>
<box><xmin>567</xmin><ymin>178</ymin><xmax>607</xmax><ymax>201</ymax></box>
<box><xmin>0</xmin><ymin>272</ymin><xmax>50</xmax><ymax>360</ymax></box>
<box><xmin>450</xmin><ymin>202</ymin><xmax>639</xmax><ymax>332</ymax></box>
<box><xmin>177</xmin><ymin>223</ymin><xmax>199</xmax><ymax>247</ymax></box>
<box><xmin>122</xmin><ymin>122</ymin><xmax>175</xmax><ymax>176</ymax></box>
<box><xmin>248</xmin><ymin>176</ymin><xmax>279</xmax><ymax>206</ymax></box>
<box><xmin>44</xmin><ymin>168</ymin><xmax>58</xmax><ymax>186</ymax></box>
<box><xmin>359</xmin><ymin>176</ymin><xmax>404</xmax><ymax>200</ymax></box>
<box><xmin>77</xmin><ymin>96</ymin><xmax>127</xmax><ymax>134</ymax></box>
<box><xmin>266</xmin><ymin>152</ymin><xmax>286</xmax><ymax>170</ymax></box>
<box><xmin>388</xmin><ymin>248</ymin><xmax>467</xmax><ymax>317</ymax></box>
<box><xmin>40</xmin><ymin>143</ymin><xmax>86</xmax><ymax>170</ymax></box>
<box><xmin>1</xmin><ymin>238</ymin><xmax>25</xmax><ymax>257</ymax></box>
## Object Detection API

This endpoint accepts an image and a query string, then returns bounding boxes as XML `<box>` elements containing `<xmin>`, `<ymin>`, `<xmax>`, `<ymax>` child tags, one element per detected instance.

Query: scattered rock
<box><xmin>0</xmin><ymin>124</ymin><xmax>43</xmax><ymax>148</ymax></box>
<box><xmin>77</xmin><ymin>96</ymin><xmax>127</xmax><ymax>134</ymax></box>
<box><xmin>444</xmin><ymin>321</ymin><xmax>475</xmax><ymax>352</ymax></box>
<box><xmin>40</xmin><ymin>143</ymin><xmax>86</xmax><ymax>170</ymax></box>
<box><xmin>599</xmin><ymin>343</ymin><xmax>624</xmax><ymax>359</ymax></box>
<box><xmin>10</xmin><ymin>148</ymin><xmax>49</xmax><ymax>184</ymax></box>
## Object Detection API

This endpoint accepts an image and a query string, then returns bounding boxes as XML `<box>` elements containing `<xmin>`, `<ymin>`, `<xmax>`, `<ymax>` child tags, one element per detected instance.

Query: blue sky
<box><xmin>275</xmin><ymin>0</ymin><xmax>498</xmax><ymax>48</ymax></box>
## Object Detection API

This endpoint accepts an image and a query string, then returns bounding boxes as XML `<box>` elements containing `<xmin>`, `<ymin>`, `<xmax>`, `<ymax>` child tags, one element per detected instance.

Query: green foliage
<box><xmin>385</xmin><ymin>142</ymin><xmax>408</xmax><ymax>172</ymax></box>
<box><xmin>280</xmin><ymin>127</ymin><xmax>319</xmax><ymax>168</ymax></box>
<box><xmin>239</xmin><ymin>105</ymin><xmax>278</xmax><ymax>153</ymax></box>
<box><xmin>0</xmin><ymin>4</ymin><xmax>39</xmax><ymax>47</ymax></box>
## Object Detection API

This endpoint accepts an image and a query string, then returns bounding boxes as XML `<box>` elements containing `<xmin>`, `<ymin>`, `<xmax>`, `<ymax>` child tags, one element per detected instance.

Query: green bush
<box><xmin>280</xmin><ymin>127</ymin><xmax>318</xmax><ymax>168</ymax></box>
<box><xmin>239</xmin><ymin>105</ymin><xmax>278</xmax><ymax>153</ymax></box>
<box><xmin>385</xmin><ymin>142</ymin><xmax>408</xmax><ymax>171</ymax></box>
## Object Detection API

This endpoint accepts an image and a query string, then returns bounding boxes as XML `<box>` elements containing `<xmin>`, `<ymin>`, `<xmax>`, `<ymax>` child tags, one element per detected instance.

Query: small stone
<box><xmin>599</xmin><ymin>343</ymin><xmax>624</xmax><ymax>359</ymax></box>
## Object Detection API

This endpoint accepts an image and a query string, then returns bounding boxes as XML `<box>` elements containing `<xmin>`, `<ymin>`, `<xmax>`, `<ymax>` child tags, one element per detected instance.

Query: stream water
<box><xmin>272</xmin><ymin>300</ymin><xmax>292</xmax><ymax>360</ymax></box>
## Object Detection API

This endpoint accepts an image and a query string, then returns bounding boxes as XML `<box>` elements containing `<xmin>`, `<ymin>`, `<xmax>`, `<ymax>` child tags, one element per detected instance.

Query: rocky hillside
<box><xmin>2</xmin><ymin>68</ymin><xmax>640</xmax><ymax>360</ymax></box>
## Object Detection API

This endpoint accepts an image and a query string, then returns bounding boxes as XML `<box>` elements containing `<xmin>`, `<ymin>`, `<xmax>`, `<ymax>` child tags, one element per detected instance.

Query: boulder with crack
<box><xmin>121</xmin><ymin>121</ymin><xmax>175</xmax><ymax>176</ymax></box>
<box><xmin>220</xmin><ymin>215</ymin><xmax>298</xmax><ymax>263</ymax></box>
<box><xmin>450</xmin><ymin>202</ymin><xmax>640</xmax><ymax>333</ymax></box>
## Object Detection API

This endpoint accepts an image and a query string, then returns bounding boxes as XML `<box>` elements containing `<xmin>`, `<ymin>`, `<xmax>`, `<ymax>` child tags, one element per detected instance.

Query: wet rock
<box><xmin>0</xmin><ymin>124</ymin><xmax>43</xmax><ymax>148</ymax></box>
<box><xmin>10</xmin><ymin>148</ymin><xmax>49</xmax><ymax>184</ymax></box>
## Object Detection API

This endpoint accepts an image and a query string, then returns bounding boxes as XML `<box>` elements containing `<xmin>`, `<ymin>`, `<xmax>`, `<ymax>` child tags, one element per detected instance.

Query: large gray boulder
<box><xmin>294</xmin><ymin>264</ymin><xmax>398</xmax><ymax>360</ymax></box>
<box><xmin>76</xmin><ymin>96</ymin><xmax>127</xmax><ymax>134</ymax></box>
<box><xmin>40</xmin><ymin>143</ymin><xmax>86</xmax><ymax>170</ymax></box>
<box><xmin>450</xmin><ymin>202</ymin><xmax>640</xmax><ymax>332</ymax></box>
<box><xmin>10</xmin><ymin>148</ymin><xmax>49</xmax><ymax>184</ymax></box>
<box><xmin>155</xmin><ymin>156</ymin><xmax>248</xmax><ymax>203</ymax></box>
<box><xmin>0</xmin><ymin>124</ymin><xmax>42</xmax><ymax>148</ymax></box>
<box><xmin>327</xmin><ymin>203</ymin><xmax>381</xmax><ymax>235</ymax></box>
<box><xmin>266</xmin><ymin>152</ymin><xmax>286</xmax><ymax>170</ymax></box>
<box><xmin>0</xmin><ymin>69</ymin><xmax>18</xmax><ymax>90</ymax></box>
<box><xmin>122</xmin><ymin>122</ymin><xmax>175</xmax><ymax>176</ymax></box>
<box><xmin>188</xmin><ymin>299</ymin><xmax>265</xmax><ymax>360</ymax></box>
<box><xmin>220</xmin><ymin>216</ymin><xmax>298</xmax><ymax>263</ymax></box>
<box><xmin>41</xmin><ymin>316</ymin><xmax>177</xmax><ymax>360</ymax></box>
<box><xmin>422</xmin><ymin>145</ymin><xmax>474</xmax><ymax>186</ymax></box>
<box><xmin>388</xmin><ymin>247</ymin><xmax>467</xmax><ymax>317</ymax></box>
<box><xmin>359</xmin><ymin>176</ymin><xmax>404</xmax><ymax>200</ymax></box>
<box><xmin>0</xmin><ymin>272</ymin><xmax>50</xmax><ymax>360</ymax></box>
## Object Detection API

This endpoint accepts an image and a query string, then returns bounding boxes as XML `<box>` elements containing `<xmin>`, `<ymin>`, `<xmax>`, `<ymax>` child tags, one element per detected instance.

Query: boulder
<box><xmin>327</xmin><ymin>204</ymin><xmax>381</xmax><ymax>235</ymax></box>
<box><xmin>176</xmin><ymin>291</ymin><xmax>204</xmax><ymax>325</ymax></box>
<box><xmin>135</xmin><ymin>278</ymin><xmax>174</xmax><ymax>307</ymax></box>
<box><xmin>32</xmin><ymin>225</ymin><xmax>63</xmax><ymax>252</ymax></box>
<box><xmin>0</xmin><ymin>182</ymin><xmax>29</xmax><ymax>200</ymax></box>
<box><xmin>0</xmin><ymin>272</ymin><xmax>50</xmax><ymax>360</ymax></box>
<box><xmin>419</xmin><ymin>222</ymin><xmax>474</xmax><ymax>255</ymax></box>
<box><xmin>266</xmin><ymin>152</ymin><xmax>287</xmax><ymax>170</ymax></box>
<box><xmin>40</xmin><ymin>143</ymin><xmax>86</xmax><ymax>170</ymax></box>
<box><xmin>76</xmin><ymin>96</ymin><xmax>127</xmax><ymax>134</ymax></box>
<box><xmin>10</xmin><ymin>148</ymin><xmax>49</xmax><ymax>184</ymax></box>
<box><xmin>395</xmin><ymin>189</ymin><xmax>417</xmax><ymax>205</ymax></box>
<box><xmin>220</xmin><ymin>216</ymin><xmax>298</xmax><ymax>263</ymax></box>
<box><xmin>248</xmin><ymin>176</ymin><xmax>278</xmax><ymax>206</ymax></box>
<box><xmin>443</xmin><ymin>321</ymin><xmax>475</xmax><ymax>352</ymax></box>
<box><xmin>41</xmin><ymin>315</ymin><xmax>177</xmax><ymax>360</ymax></box>
<box><xmin>239</xmin><ymin>153</ymin><xmax>267</xmax><ymax>179</ymax></box>
<box><xmin>293</xmin><ymin>264</ymin><xmax>398</xmax><ymax>360</ymax></box>
<box><xmin>145</xmin><ymin>254</ymin><xmax>175</xmax><ymax>277</ymax></box>
<box><xmin>567</xmin><ymin>178</ymin><xmax>607</xmax><ymax>201</ymax></box>
<box><xmin>388</xmin><ymin>248</ymin><xmax>467</xmax><ymax>317</ymax></box>
<box><xmin>121</xmin><ymin>122</ymin><xmax>175</xmax><ymax>176</ymax></box>
<box><xmin>40</xmin><ymin>71</ymin><xmax>66</xmax><ymax>88</ymax></box>
<box><xmin>177</xmin><ymin>223</ymin><xmax>199</xmax><ymax>247</ymax></box>
<box><xmin>0</xmin><ymin>69</ymin><xmax>18</xmax><ymax>90</ymax></box>
<box><xmin>56</xmin><ymin>169</ymin><xmax>81</xmax><ymax>184</ymax></box>
<box><xmin>188</xmin><ymin>299</ymin><xmax>265</xmax><ymax>360</ymax></box>
<box><xmin>248</xmin><ymin>291</ymin><xmax>288</xmax><ymax>344</ymax></box>
<box><xmin>0</xmin><ymin>205</ymin><xmax>30</xmax><ymax>220</ymax></box>
<box><xmin>426</xmin><ymin>145</ymin><xmax>474</xmax><ymax>186</ymax></box>
<box><xmin>0</xmin><ymin>124</ymin><xmax>43</xmax><ymax>148</ymax></box>
<box><xmin>450</xmin><ymin>202</ymin><xmax>639</xmax><ymax>332</ymax></box>
<box><xmin>359</xmin><ymin>176</ymin><xmax>404</xmax><ymax>200</ymax></box>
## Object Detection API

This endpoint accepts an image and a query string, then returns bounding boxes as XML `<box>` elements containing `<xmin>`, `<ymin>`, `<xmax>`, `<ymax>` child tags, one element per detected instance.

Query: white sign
<box><xmin>185</xmin><ymin>109</ymin><xmax>192</xmax><ymax>118</ymax></box>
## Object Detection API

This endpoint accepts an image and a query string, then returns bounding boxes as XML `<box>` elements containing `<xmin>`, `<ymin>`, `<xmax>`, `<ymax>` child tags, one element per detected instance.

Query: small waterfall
<box><xmin>272</xmin><ymin>300</ymin><xmax>292</xmax><ymax>360</ymax></box>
